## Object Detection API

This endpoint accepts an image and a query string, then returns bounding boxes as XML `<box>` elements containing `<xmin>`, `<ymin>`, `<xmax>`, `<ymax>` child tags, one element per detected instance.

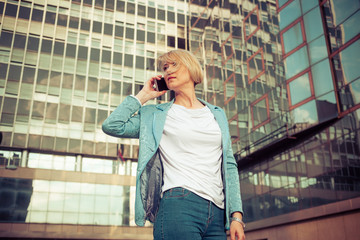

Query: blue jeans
<box><xmin>153</xmin><ymin>187</ymin><xmax>226</xmax><ymax>240</ymax></box>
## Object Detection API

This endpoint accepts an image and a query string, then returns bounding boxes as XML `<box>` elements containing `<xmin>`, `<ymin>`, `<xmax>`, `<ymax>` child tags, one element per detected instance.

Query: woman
<box><xmin>102</xmin><ymin>50</ymin><xmax>245</xmax><ymax>240</ymax></box>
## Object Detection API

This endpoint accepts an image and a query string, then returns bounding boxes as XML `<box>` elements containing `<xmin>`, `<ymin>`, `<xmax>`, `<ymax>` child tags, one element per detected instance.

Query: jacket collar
<box><xmin>155</xmin><ymin>98</ymin><xmax>221</xmax><ymax>112</ymax></box>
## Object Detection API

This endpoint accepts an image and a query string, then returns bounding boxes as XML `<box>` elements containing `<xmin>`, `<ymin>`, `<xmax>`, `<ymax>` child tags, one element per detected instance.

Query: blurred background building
<box><xmin>0</xmin><ymin>0</ymin><xmax>359</xmax><ymax>239</ymax></box>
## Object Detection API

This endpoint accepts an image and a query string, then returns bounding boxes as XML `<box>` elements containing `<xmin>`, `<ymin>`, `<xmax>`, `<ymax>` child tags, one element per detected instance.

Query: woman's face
<box><xmin>163</xmin><ymin>62</ymin><xmax>193</xmax><ymax>91</ymax></box>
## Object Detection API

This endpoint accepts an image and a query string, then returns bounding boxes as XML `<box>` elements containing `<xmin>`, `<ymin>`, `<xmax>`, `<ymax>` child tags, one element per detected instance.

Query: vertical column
<box><xmin>21</xmin><ymin>150</ymin><xmax>28</xmax><ymax>167</ymax></box>
<box><xmin>76</xmin><ymin>154</ymin><xmax>82</xmax><ymax>172</ymax></box>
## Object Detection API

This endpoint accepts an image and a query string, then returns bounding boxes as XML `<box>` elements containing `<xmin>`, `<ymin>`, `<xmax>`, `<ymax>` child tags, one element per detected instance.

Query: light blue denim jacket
<box><xmin>102</xmin><ymin>96</ymin><xmax>243</xmax><ymax>230</ymax></box>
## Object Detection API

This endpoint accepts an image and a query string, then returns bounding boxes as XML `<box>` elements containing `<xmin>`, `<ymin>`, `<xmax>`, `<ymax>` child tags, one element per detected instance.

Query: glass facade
<box><xmin>0</xmin><ymin>0</ymin><xmax>359</xmax><ymax>235</ymax></box>
<box><xmin>188</xmin><ymin>0</ymin><xmax>360</xmax><ymax>224</ymax></box>
<box><xmin>0</xmin><ymin>0</ymin><xmax>188</xmax><ymax>228</ymax></box>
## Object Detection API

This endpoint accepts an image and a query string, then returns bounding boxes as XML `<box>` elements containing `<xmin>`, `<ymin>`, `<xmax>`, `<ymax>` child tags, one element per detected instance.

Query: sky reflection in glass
<box><xmin>285</xmin><ymin>46</ymin><xmax>309</xmax><ymax>79</ymax></box>
<box><xmin>289</xmin><ymin>72</ymin><xmax>311</xmax><ymax>106</ymax></box>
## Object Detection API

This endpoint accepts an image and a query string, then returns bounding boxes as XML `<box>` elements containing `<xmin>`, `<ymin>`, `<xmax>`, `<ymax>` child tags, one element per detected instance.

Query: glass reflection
<box><xmin>339</xmin><ymin>39</ymin><xmax>360</xmax><ymax>84</ymax></box>
<box><xmin>349</xmin><ymin>78</ymin><xmax>360</xmax><ymax>104</ymax></box>
<box><xmin>330</xmin><ymin>0</ymin><xmax>360</xmax><ymax>25</ymax></box>
<box><xmin>0</xmin><ymin>178</ymin><xmax>132</xmax><ymax>226</ymax></box>
<box><xmin>312</xmin><ymin>59</ymin><xmax>334</xmax><ymax>97</ymax></box>
<box><xmin>285</xmin><ymin>46</ymin><xmax>309</xmax><ymax>79</ymax></box>
<box><xmin>282</xmin><ymin>21</ymin><xmax>303</xmax><ymax>54</ymax></box>
<box><xmin>279</xmin><ymin>0</ymin><xmax>301</xmax><ymax>30</ymax></box>
<box><xmin>303</xmin><ymin>7</ymin><xmax>323</xmax><ymax>42</ymax></box>
<box><xmin>342</xmin><ymin>11</ymin><xmax>360</xmax><ymax>43</ymax></box>
<box><xmin>291</xmin><ymin>100</ymin><xmax>318</xmax><ymax>125</ymax></box>
<box><xmin>289</xmin><ymin>72</ymin><xmax>312</xmax><ymax>106</ymax></box>
<box><xmin>308</xmin><ymin>36</ymin><xmax>327</xmax><ymax>65</ymax></box>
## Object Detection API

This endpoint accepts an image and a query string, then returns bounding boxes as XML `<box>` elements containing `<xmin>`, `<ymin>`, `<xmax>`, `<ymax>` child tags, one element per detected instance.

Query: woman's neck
<box><xmin>174</xmin><ymin>90</ymin><xmax>204</xmax><ymax>109</ymax></box>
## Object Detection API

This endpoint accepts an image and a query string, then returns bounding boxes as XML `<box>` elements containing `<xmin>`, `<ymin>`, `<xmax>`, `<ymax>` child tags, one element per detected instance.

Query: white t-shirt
<box><xmin>159</xmin><ymin>103</ymin><xmax>224</xmax><ymax>208</ymax></box>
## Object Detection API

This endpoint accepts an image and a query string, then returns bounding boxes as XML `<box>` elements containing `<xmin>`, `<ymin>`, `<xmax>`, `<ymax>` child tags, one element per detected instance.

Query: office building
<box><xmin>188</xmin><ymin>0</ymin><xmax>360</xmax><ymax>239</ymax></box>
<box><xmin>1</xmin><ymin>0</ymin><xmax>359</xmax><ymax>239</ymax></box>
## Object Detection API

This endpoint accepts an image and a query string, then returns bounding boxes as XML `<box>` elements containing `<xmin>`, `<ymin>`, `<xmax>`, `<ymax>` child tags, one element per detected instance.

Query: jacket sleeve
<box><xmin>222</xmin><ymin>110</ymin><xmax>244</xmax><ymax>216</ymax></box>
<box><xmin>225</xmin><ymin>137</ymin><xmax>244</xmax><ymax>216</ymax></box>
<box><xmin>102</xmin><ymin>96</ymin><xmax>142</xmax><ymax>139</ymax></box>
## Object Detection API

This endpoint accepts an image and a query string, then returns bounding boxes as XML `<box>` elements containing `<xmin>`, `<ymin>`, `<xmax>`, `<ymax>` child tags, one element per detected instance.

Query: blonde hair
<box><xmin>157</xmin><ymin>50</ymin><xmax>203</xmax><ymax>85</ymax></box>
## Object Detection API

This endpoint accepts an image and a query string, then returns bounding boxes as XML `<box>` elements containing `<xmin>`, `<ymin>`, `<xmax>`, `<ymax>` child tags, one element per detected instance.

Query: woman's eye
<box><xmin>163</xmin><ymin>66</ymin><xmax>168</xmax><ymax>71</ymax></box>
<box><xmin>172</xmin><ymin>62</ymin><xmax>177</xmax><ymax>66</ymax></box>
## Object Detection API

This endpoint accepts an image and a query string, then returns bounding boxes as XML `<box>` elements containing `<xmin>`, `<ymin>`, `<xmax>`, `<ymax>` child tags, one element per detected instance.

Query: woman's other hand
<box><xmin>230</xmin><ymin>212</ymin><xmax>245</xmax><ymax>240</ymax></box>
<box><xmin>135</xmin><ymin>75</ymin><xmax>167</xmax><ymax>105</ymax></box>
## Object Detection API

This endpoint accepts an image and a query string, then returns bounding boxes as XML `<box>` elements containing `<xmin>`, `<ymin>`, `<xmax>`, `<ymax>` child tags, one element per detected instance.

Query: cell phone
<box><xmin>155</xmin><ymin>77</ymin><xmax>169</xmax><ymax>91</ymax></box>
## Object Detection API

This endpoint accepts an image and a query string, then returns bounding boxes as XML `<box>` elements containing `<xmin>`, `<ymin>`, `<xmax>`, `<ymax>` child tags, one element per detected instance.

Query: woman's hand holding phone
<box><xmin>135</xmin><ymin>75</ymin><xmax>167</xmax><ymax>105</ymax></box>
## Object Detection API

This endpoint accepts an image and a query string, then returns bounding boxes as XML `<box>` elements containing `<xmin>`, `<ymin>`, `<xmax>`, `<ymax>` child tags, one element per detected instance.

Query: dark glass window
<box><xmin>0</xmin><ymin>2</ymin><xmax>4</xmax><ymax>15</ymax></box>
<box><xmin>22</xmin><ymin>67</ymin><xmax>35</xmax><ymax>83</ymax></box>
<box><xmin>27</xmin><ymin>36</ymin><xmax>39</xmax><ymax>51</ymax></box>
<box><xmin>135</xmin><ymin>56</ymin><xmax>144</xmax><ymax>69</ymax></box>
<box><xmin>104</xmin><ymin>23</ymin><xmax>113</xmax><ymax>35</ymax></box>
<box><xmin>167</xmin><ymin>36</ymin><xmax>175</xmax><ymax>47</ymax></box>
<box><xmin>71</xmin><ymin>106</ymin><xmax>83</xmax><ymax>122</ymax></box>
<box><xmin>127</xmin><ymin>2</ymin><xmax>135</xmax><ymax>14</ymax></box>
<box><xmin>124</xmin><ymin>54</ymin><xmax>133</xmax><ymax>67</ymax></box>
<box><xmin>93</xmin><ymin>21</ymin><xmax>102</xmax><ymax>33</ymax></box>
<box><xmin>81</xmin><ymin>19</ymin><xmax>90</xmax><ymax>31</ymax></box>
<box><xmin>66</xmin><ymin>44</ymin><xmax>76</xmax><ymax>57</ymax></box>
<box><xmin>59</xmin><ymin>104</ymin><xmax>70</xmax><ymax>123</ymax></box>
<box><xmin>125</xmin><ymin>27</ymin><xmax>134</xmax><ymax>39</ymax></box>
<box><xmin>57</xmin><ymin>14</ymin><xmax>68</xmax><ymax>27</ymax></box>
<box><xmin>5</xmin><ymin>3</ymin><xmax>17</xmax><ymax>17</ymax></box>
<box><xmin>32</xmin><ymin>101</ymin><xmax>45</xmax><ymax>119</ymax></box>
<box><xmin>177</xmin><ymin>13</ymin><xmax>185</xmax><ymax>25</ymax></box>
<box><xmin>146</xmin><ymin>58</ymin><xmax>155</xmax><ymax>70</ymax></box>
<box><xmin>113</xmin><ymin>52</ymin><xmax>122</xmax><ymax>65</ymax></box>
<box><xmin>147</xmin><ymin>32</ymin><xmax>155</xmax><ymax>43</ymax></box>
<box><xmin>148</xmin><ymin>7</ymin><xmax>155</xmax><ymax>19</ymax></box>
<box><xmin>106</xmin><ymin>0</ymin><xmax>115</xmax><ymax>10</ymax></box>
<box><xmin>168</xmin><ymin>11</ymin><xmax>175</xmax><ymax>23</ymax></box>
<box><xmin>0</xmin><ymin>64</ymin><xmax>7</xmax><ymax>79</ymax></box>
<box><xmin>83</xmin><ymin>0</ymin><xmax>93</xmax><ymax>7</ymax></box>
<box><xmin>116</xmin><ymin>0</ymin><xmax>125</xmax><ymax>12</ymax></box>
<box><xmin>45</xmin><ymin>11</ymin><xmax>56</xmax><ymax>24</ymax></box>
<box><xmin>137</xmin><ymin>30</ymin><xmax>145</xmax><ymax>41</ymax></box>
<box><xmin>178</xmin><ymin>38</ymin><xmax>185</xmax><ymax>49</ymax></box>
<box><xmin>69</xmin><ymin>16</ymin><xmax>79</xmax><ymax>29</ymax></box>
<box><xmin>19</xmin><ymin>6</ymin><xmax>31</xmax><ymax>19</ymax></box>
<box><xmin>41</xmin><ymin>39</ymin><xmax>52</xmax><ymax>53</ymax></box>
<box><xmin>31</xmin><ymin>9</ymin><xmax>43</xmax><ymax>22</ymax></box>
<box><xmin>54</xmin><ymin>41</ymin><xmax>64</xmax><ymax>55</ymax></box>
<box><xmin>138</xmin><ymin>4</ymin><xmax>146</xmax><ymax>16</ymax></box>
<box><xmin>102</xmin><ymin>50</ymin><xmax>111</xmax><ymax>63</ymax></box>
<box><xmin>115</xmin><ymin>25</ymin><xmax>124</xmax><ymax>37</ymax></box>
<box><xmin>95</xmin><ymin>0</ymin><xmax>104</xmax><ymax>9</ymax></box>
<box><xmin>13</xmin><ymin>34</ymin><xmax>26</xmax><ymax>49</ymax></box>
<box><xmin>78</xmin><ymin>46</ymin><xmax>88</xmax><ymax>59</ymax></box>
<box><xmin>0</xmin><ymin>31</ymin><xmax>13</xmax><ymax>47</ymax></box>
<box><xmin>90</xmin><ymin>48</ymin><xmax>100</xmax><ymax>61</ymax></box>
<box><xmin>158</xmin><ymin>9</ymin><xmax>165</xmax><ymax>20</ymax></box>
<box><xmin>8</xmin><ymin>65</ymin><xmax>21</xmax><ymax>82</ymax></box>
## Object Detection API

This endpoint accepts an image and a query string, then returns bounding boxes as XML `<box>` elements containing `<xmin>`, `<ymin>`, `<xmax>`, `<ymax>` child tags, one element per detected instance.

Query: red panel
<box><xmin>276</xmin><ymin>0</ymin><xmax>294</xmax><ymax>12</ymax></box>
<box><xmin>221</xmin><ymin>34</ymin><xmax>234</xmax><ymax>66</ymax></box>
<box><xmin>223</xmin><ymin>72</ymin><xmax>236</xmax><ymax>105</ymax></box>
<box><xmin>250</xmin><ymin>93</ymin><xmax>270</xmax><ymax>130</ymax></box>
<box><xmin>286</xmin><ymin>69</ymin><xmax>315</xmax><ymax>110</ymax></box>
<box><xmin>280</xmin><ymin>17</ymin><xmax>306</xmax><ymax>59</ymax></box>
<box><xmin>228</xmin><ymin>114</ymin><xmax>240</xmax><ymax>144</ymax></box>
<box><xmin>247</xmin><ymin>47</ymin><xmax>265</xmax><ymax>84</ymax></box>
<box><xmin>243</xmin><ymin>5</ymin><xmax>260</xmax><ymax>42</ymax></box>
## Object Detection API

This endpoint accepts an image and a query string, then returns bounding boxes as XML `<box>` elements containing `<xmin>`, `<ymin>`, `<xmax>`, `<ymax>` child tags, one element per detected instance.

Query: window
<box><xmin>247</xmin><ymin>48</ymin><xmax>265</xmax><ymax>84</ymax></box>
<box><xmin>251</xmin><ymin>94</ymin><xmax>270</xmax><ymax>130</ymax></box>
<box><xmin>243</xmin><ymin>5</ymin><xmax>260</xmax><ymax>42</ymax></box>
<box><xmin>287</xmin><ymin>70</ymin><xmax>314</xmax><ymax>109</ymax></box>
<box><xmin>280</xmin><ymin>18</ymin><xmax>305</xmax><ymax>58</ymax></box>
<box><xmin>223</xmin><ymin>73</ymin><xmax>236</xmax><ymax>105</ymax></box>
